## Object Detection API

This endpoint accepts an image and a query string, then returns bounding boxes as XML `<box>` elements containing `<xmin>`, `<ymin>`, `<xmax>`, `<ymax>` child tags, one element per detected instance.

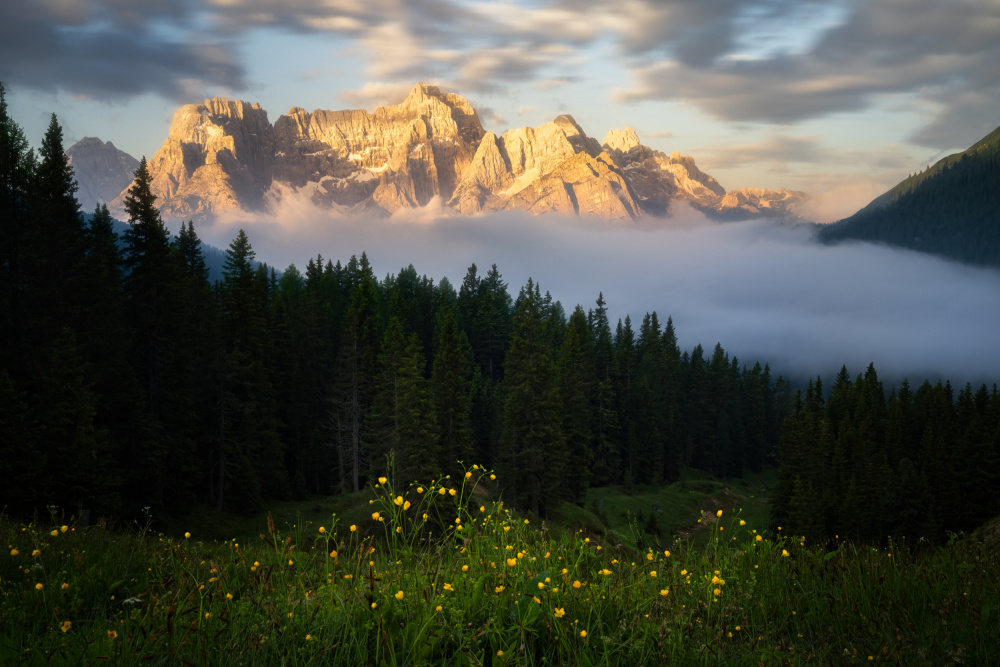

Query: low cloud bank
<box><xmin>197</xmin><ymin>201</ymin><xmax>1000</xmax><ymax>387</ymax></box>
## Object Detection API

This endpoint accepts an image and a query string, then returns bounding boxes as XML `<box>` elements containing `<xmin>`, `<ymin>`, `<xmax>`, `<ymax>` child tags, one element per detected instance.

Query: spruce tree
<box><xmin>499</xmin><ymin>279</ymin><xmax>565</xmax><ymax>516</ymax></box>
<box><xmin>431</xmin><ymin>308</ymin><xmax>474</xmax><ymax>476</ymax></box>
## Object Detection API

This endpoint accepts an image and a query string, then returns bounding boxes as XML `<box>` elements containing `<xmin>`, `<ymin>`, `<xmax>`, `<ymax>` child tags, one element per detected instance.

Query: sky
<box><xmin>4</xmin><ymin>0</ymin><xmax>1000</xmax><ymax>223</ymax></box>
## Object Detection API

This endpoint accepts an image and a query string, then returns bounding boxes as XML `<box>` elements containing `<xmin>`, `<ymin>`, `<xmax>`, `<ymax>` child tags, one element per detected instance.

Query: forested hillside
<box><xmin>0</xmin><ymin>94</ymin><xmax>791</xmax><ymax>523</ymax></box>
<box><xmin>819</xmin><ymin>125</ymin><xmax>1000</xmax><ymax>266</ymax></box>
<box><xmin>2</xmin><ymin>90</ymin><xmax>998</xmax><ymax>545</ymax></box>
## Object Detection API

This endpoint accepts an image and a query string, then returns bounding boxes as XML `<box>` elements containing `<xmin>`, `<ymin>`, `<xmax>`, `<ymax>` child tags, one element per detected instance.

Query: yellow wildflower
<box><xmin>438</xmin><ymin>488</ymin><xmax>447</xmax><ymax>496</ymax></box>
<box><xmin>465</xmin><ymin>471</ymin><xmax>472</xmax><ymax>479</ymax></box>
<box><xmin>350</xmin><ymin>524</ymin><xmax>357</xmax><ymax>532</ymax></box>
<box><xmin>60</xmin><ymin>526</ymin><xmax>68</xmax><ymax>533</ymax></box>
<box><xmin>490</xmin><ymin>474</ymin><xmax>496</xmax><ymax>480</ymax></box>
<box><xmin>580</xmin><ymin>630</ymin><xmax>587</xmax><ymax>638</ymax></box>
<box><xmin>443</xmin><ymin>583</ymin><xmax>454</xmax><ymax>591</ymax></box>
<box><xmin>10</xmin><ymin>549</ymin><xmax>18</xmax><ymax>556</ymax></box>
<box><xmin>756</xmin><ymin>535</ymin><xmax>763</xmax><ymax>542</ymax></box>
<box><xmin>184</xmin><ymin>532</ymin><xmax>190</xmax><ymax>539</ymax></box>
<box><xmin>226</xmin><ymin>593</ymin><xmax>233</xmax><ymax>600</ymax></box>
<box><xmin>394</xmin><ymin>496</ymin><xmax>404</xmax><ymax>506</ymax></box>
<box><xmin>371</xmin><ymin>512</ymin><xmax>381</xmax><ymax>521</ymax></box>
<box><xmin>417</xmin><ymin>487</ymin><xmax>423</xmax><ymax>493</ymax></box>
<box><xmin>660</xmin><ymin>589</ymin><xmax>669</xmax><ymax>596</ymax></box>
<box><xmin>506</xmin><ymin>558</ymin><xmax>517</xmax><ymax>567</ymax></box>
<box><xmin>537</xmin><ymin>582</ymin><xmax>545</xmax><ymax>590</ymax></box>
<box><xmin>108</xmin><ymin>630</ymin><xmax>117</xmax><ymax>640</ymax></box>
<box><xmin>61</xmin><ymin>583</ymin><xmax>68</xmax><ymax>590</ymax></box>
<box><xmin>449</xmin><ymin>489</ymin><xmax>457</xmax><ymax>496</ymax></box>
<box><xmin>554</xmin><ymin>607</ymin><xmax>566</xmax><ymax>618</ymax></box>
<box><xmin>650</xmin><ymin>571</ymin><xmax>657</xmax><ymax>578</ymax></box>
<box><xmin>462</xmin><ymin>565</ymin><xmax>469</xmax><ymax>572</ymax></box>
<box><xmin>717</xmin><ymin>510</ymin><xmax>723</xmax><ymax>517</ymax></box>
<box><xmin>782</xmin><ymin>550</ymin><xmax>789</xmax><ymax>557</ymax></box>
<box><xmin>599</xmin><ymin>569</ymin><xmax>612</xmax><ymax>576</ymax></box>
<box><xmin>32</xmin><ymin>549</ymin><xmax>40</xmax><ymax>557</ymax></box>
<box><xmin>646</xmin><ymin>552</ymin><xmax>653</xmax><ymax>561</ymax></box>
<box><xmin>740</xmin><ymin>519</ymin><xmax>746</xmax><ymax>526</ymax></box>
<box><xmin>403</xmin><ymin>500</ymin><xmax>411</xmax><ymax>510</ymax></box>
<box><xmin>50</xmin><ymin>530</ymin><xmax>58</xmax><ymax>537</ymax></box>
<box><xmin>395</xmin><ymin>590</ymin><xmax>404</xmax><ymax>600</ymax></box>
<box><xmin>330</xmin><ymin>550</ymin><xmax>338</xmax><ymax>558</ymax></box>
<box><xmin>378</xmin><ymin>477</ymin><xmax>387</xmax><ymax>485</ymax></box>
<box><xmin>371</xmin><ymin>602</ymin><xmax>377</xmax><ymax>609</ymax></box>
<box><xmin>60</xmin><ymin>620</ymin><xmax>71</xmax><ymax>633</ymax></box>
<box><xmin>713</xmin><ymin>588</ymin><xmax>721</xmax><ymax>596</ymax></box>
<box><xmin>573</xmin><ymin>580</ymin><xmax>581</xmax><ymax>589</ymax></box>
<box><xmin>318</xmin><ymin>526</ymin><xmax>326</xmax><ymax>533</ymax></box>
<box><xmin>495</xmin><ymin>586</ymin><xmax>505</xmax><ymax>593</ymax></box>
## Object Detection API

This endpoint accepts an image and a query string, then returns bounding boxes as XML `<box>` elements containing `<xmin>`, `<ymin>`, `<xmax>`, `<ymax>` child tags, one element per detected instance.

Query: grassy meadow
<box><xmin>2</xmin><ymin>465</ymin><xmax>996</xmax><ymax>665</ymax></box>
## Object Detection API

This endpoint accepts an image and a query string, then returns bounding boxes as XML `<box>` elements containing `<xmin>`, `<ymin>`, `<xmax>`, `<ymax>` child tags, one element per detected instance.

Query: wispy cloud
<box><xmin>5</xmin><ymin>0</ymin><xmax>997</xmax><ymax>152</ymax></box>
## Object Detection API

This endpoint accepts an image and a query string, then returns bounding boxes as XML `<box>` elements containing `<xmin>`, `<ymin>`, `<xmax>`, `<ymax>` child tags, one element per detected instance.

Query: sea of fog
<box><xmin>188</xmin><ymin>200</ymin><xmax>1000</xmax><ymax>388</ymax></box>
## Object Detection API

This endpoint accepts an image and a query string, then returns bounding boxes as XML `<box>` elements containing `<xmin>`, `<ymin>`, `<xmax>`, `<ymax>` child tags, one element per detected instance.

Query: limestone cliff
<box><xmin>601</xmin><ymin>127</ymin><xmax>804</xmax><ymax>220</ymax></box>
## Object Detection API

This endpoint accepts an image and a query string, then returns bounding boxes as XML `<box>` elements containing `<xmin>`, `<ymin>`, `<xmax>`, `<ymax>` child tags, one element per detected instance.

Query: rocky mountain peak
<box><xmin>66</xmin><ymin>137</ymin><xmax>139</xmax><ymax>214</ymax></box>
<box><xmin>603</xmin><ymin>127</ymin><xmax>641</xmax><ymax>153</ymax></box>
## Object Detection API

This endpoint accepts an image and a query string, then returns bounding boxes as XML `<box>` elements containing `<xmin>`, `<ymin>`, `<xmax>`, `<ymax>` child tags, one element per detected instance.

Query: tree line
<box><xmin>0</xmin><ymin>94</ymin><xmax>791</xmax><ymax>522</ymax></box>
<box><xmin>771</xmin><ymin>364</ymin><xmax>1000</xmax><ymax>544</ymax></box>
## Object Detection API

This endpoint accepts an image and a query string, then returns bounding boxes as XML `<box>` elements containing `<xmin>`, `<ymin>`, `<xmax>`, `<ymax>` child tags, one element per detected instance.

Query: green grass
<box><xmin>2</xmin><ymin>466</ymin><xmax>996</xmax><ymax>665</ymax></box>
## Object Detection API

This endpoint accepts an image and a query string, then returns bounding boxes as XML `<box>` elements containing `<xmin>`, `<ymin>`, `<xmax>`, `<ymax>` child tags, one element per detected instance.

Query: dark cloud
<box><xmin>909</xmin><ymin>90</ymin><xmax>1000</xmax><ymax>151</ymax></box>
<box><xmin>193</xmin><ymin>202</ymin><xmax>1000</xmax><ymax>387</ymax></box>
<box><xmin>0</xmin><ymin>1</ymin><xmax>246</xmax><ymax>100</ymax></box>
<box><xmin>615</xmin><ymin>0</ymin><xmax>1000</xmax><ymax>133</ymax></box>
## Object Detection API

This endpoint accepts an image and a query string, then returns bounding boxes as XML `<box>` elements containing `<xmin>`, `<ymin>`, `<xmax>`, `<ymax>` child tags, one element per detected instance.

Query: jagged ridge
<box><xmin>107</xmin><ymin>83</ymin><xmax>806</xmax><ymax>223</ymax></box>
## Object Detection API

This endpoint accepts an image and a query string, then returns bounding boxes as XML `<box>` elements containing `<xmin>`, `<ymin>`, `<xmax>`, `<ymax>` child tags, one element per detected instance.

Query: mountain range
<box><xmin>67</xmin><ymin>83</ymin><xmax>806</xmax><ymax>223</ymax></box>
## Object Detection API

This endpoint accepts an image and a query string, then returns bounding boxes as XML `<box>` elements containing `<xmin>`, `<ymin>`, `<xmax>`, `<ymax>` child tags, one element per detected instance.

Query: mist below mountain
<box><xmin>192</xmin><ymin>200</ymin><xmax>1000</xmax><ymax>387</ymax></box>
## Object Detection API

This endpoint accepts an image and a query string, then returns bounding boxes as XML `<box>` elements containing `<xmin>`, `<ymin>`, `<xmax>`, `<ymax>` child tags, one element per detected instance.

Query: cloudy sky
<box><xmin>4</xmin><ymin>0</ymin><xmax>1000</xmax><ymax>221</ymax></box>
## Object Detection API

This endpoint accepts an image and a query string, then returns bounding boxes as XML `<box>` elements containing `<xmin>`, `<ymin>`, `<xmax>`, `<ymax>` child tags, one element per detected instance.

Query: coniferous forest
<box><xmin>2</xmin><ymin>90</ymin><xmax>999</xmax><ymax>545</ymax></box>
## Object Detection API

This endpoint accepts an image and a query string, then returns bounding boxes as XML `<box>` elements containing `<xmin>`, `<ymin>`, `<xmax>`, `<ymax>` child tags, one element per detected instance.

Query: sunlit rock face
<box><xmin>112</xmin><ymin>98</ymin><xmax>275</xmax><ymax>219</ymax></box>
<box><xmin>110</xmin><ymin>85</ymin><xmax>806</xmax><ymax>222</ymax></box>
<box><xmin>66</xmin><ymin>137</ymin><xmax>139</xmax><ymax>214</ymax></box>
<box><xmin>272</xmin><ymin>83</ymin><xmax>484</xmax><ymax>214</ymax></box>
<box><xmin>448</xmin><ymin>116</ymin><xmax>641</xmax><ymax>221</ymax></box>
